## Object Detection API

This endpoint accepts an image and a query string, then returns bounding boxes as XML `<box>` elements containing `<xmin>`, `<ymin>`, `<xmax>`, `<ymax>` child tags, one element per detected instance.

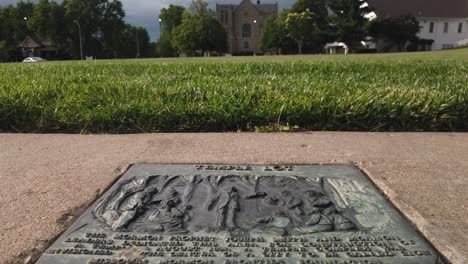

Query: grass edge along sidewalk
<box><xmin>0</xmin><ymin>48</ymin><xmax>467</xmax><ymax>133</ymax></box>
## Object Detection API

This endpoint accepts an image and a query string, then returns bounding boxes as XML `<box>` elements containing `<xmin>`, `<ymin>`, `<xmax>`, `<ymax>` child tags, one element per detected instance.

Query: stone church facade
<box><xmin>216</xmin><ymin>0</ymin><xmax>278</xmax><ymax>54</ymax></box>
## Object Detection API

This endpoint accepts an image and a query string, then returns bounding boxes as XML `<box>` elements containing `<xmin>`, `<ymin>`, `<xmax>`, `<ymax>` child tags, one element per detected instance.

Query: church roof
<box><xmin>218</xmin><ymin>0</ymin><xmax>277</xmax><ymax>15</ymax></box>
<box><xmin>368</xmin><ymin>0</ymin><xmax>468</xmax><ymax>18</ymax></box>
<box><xmin>255</xmin><ymin>3</ymin><xmax>277</xmax><ymax>14</ymax></box>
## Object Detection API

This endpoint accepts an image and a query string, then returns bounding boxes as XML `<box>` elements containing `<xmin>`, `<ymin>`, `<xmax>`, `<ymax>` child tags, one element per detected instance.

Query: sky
<box><xmin>0</xmin><ymin>0</ymin><xmax>295</xmax><ymax>41</ymax></box>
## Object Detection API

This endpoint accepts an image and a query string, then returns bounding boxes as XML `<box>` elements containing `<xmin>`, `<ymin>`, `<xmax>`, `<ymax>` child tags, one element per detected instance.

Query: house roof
<box><xmin>17</xmin><ymin>36</ymin><xmax>42</xmax><ymax>49</ymax></box>
<box><xmin>17</xmin><ymin>36</ymin><xmax>57</xmax><ymax>50</ymax></box>
<box><xmin>367</xmin><ymin>0</ymin><xmax>468</xmax><ymax>18</ymax></box>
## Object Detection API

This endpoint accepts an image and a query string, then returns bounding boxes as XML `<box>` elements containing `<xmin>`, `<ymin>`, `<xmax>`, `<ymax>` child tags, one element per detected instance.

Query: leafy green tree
<box><xmin>291</xmin><ymin>0</ymin><xmax>335</xmax><ymax>52</ymax></box>
<box><xmin>28</xmin><ymin>0</ymin><xmax>51</xmax><ymax>38</ymax></box>
<box><xmin>286</xmin><ymin>9</ymin><xmax>315</xmax><ymax>54</ymax></box>
<box><xmin>172</xmin><ymin>0</ymin><xmax>226</xmax><ymax>55</ymax></box>
<box><xmin>0</xmin><ymin>40</ymin><xmax>10</xmax><ymax>61</ymax></box>
<box><xmin>48</xmin><ymin>2</ymin><xmax>68</xmax><ymax>53</ymax></box>
<box><xmin>160</xmin><ymin>5</ymin><xmax>185</xmax><ymax>34</ymax></box>
<box><xmin>157</xmin><ymin>31</ymin><xmax>176</xmax><ymax>57</ymax></box>
<box><xmin>0</xmin><ymin>2</ymin><xmax>34</xmax><ymax>60</ymax></box>
<box><xmin>0</xmin><ymin>0</ymin><xmax>152</xmax><ymax>61</ymax></box>
<box><xmin>291</xmin><ymin>0</ymin><xmax>327</xmax><ymax>26</ymax></box>
<box><xmin>188</xmin><ymin>0</ymin><xmax>210</xmax><ymax>16</ymax></box>
<box><xmin>260</xmin><ymin>10</ymin><xmax>295</xmax><ymax>54</ymax></box>
<box><xmin>172</xmin><ymin>12</ymin><xmax>199</xmax><ymax>55</ymax></box>
<box><xmin>101</xmin><ymin>0</ymin><xmax>125</xmax><ymax>57</ymax></box>
<box><xmin>327</xmin><ymin>0</ymin><xmax>369</xmax><ymax>49</ymax></box>
<box><xmin>115</xmin><ymin>24</ymin><xmax>151</xmax><ymax>58</ymax></box>
<box><xmin>157</xmin><ymin>4</ymin><xmax>185</xmax><ymax>57</ymax></box>
<box><xmin>63</xmin><ymin>0</ymin><xmax>108</xmax><ymax>58</ymax></box>
<box><xmin>368</xmin><ymin>15</ymin><xmax>420</xmax><ymax>52</ymax></box>
<box><xmin>27</xmin><ymin>0</ymin><xmax>67</xmax><ymax>53</ymax></box>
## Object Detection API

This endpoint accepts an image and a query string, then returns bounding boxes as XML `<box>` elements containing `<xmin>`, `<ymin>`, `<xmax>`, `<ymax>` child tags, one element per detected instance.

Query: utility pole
<box><xmin>253</xmin><ymin>19</ymin><xmax>257</xmax><ymax>56</ymax></box>
<box><xmin>136</xmin><ymin>29</ymin><xmax>140</xmax><ymax>58</ymax></box>
<box><xmin>73</xmin><ymin>20</ymin><xmax>83</xmax><ymax>60</ymax></box>
<box><xmin>159</xmin><ymin>18</ymin><xmax>162</xmax><ymax>39</ymax></box>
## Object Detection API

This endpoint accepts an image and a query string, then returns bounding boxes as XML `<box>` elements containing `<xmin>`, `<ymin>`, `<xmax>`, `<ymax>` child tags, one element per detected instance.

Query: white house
<box><xmin>368</xmin><ymin>0</ymin><xmax>468</xmax><ymax>50</ymax></box>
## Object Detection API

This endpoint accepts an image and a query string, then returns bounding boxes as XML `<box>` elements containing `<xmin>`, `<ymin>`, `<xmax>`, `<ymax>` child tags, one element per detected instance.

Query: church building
<box><xmin>216</xmin><ymin>0</ymin><xmax>278</xmax><ymax>55</ymax></box>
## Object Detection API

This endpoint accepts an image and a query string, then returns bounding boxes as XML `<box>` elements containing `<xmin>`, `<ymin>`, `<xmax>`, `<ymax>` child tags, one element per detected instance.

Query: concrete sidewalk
<box><xmin>0</xmin><ymin>133</ymin><xmax>467</xmax><ymax>264</ymax></box>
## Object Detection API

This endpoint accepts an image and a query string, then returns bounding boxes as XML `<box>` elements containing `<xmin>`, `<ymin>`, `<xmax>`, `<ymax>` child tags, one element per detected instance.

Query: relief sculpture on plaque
<box><xmin>94</xmin><ymin>174</ymin><xmax>357</xmax><ymax>236</ymax></box>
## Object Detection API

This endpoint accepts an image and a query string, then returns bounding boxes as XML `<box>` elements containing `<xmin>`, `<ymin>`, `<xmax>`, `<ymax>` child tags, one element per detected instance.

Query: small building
<box><xmin>324</xmin><ymin>42</ymin><xmax>349</xmax><ymax>54</ymax></box>
<box><xmin>216</xmin><ymin>0</ymin><xmax>278</xmax><ymax>55</ymax></box>
<box><xmin>368</xmin><ymin>0</ymin><xmax>468</xmax><ymax>50</ymax></box>
<box><xmin>17</xmin><ymin>36</ymin><xmax>58</xmax><ymax>59</ymax></box>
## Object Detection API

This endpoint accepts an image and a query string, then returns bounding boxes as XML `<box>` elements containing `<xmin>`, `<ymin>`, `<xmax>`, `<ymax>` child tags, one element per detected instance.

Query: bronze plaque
<box><xmin>37</xmin><ymin>164</ymin><xmax>441</xmax><ymax>264</ymax></box>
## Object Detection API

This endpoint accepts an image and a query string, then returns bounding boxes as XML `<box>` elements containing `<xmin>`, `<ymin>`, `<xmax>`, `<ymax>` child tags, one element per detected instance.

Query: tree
<box><xmin>0</xmin><ymin>0</ymin><xmax>152</xmax><ymax>61</ymax></box>
<box><xmin>63</xmin><ymin>0</ymin><xmax>109</xmax><ymax>58</ymax></box>
<box><xmin>135</xmin><ymin>26</ymin><xmax>153</xmax><ymax>57</ymax></box>
<box><xmin>291</xmin><ymin>0</ymin><xmax>335</xmax><ymax>52</ymax></box>
<box><xmin>113</xmin><ymin>24</ymin><xmax>152</xmax><ymax>58</ymax></box>
<box><xmin>172</xmin><ymin>12</ymin><xmax>198</xmax><ymax>55</ymax></box>
<box><xmin>48</xmin><ymin>2</ymin><xmax>68</xmax><ymax>53</ymax></box>
<box><xmin>101</xmin><ymin>0</ymin><xmax>125</xmax><ymax>57</ymax></box>
<box><xmin>368</xmin><ymin>15</ymin><xmax>420</xmax><ymax>52</ymax></box>
<box><xmin>172</xmin><ymin>0</ymin><xmax>226</xmax><ymax>55</ymax></box>
<box><xmin>157</xmin><ymin>4</ymin><xmax>185</xmax><ymax>57</ymax></box>
<box><xmin>291</xmin><ymin>0</ymin><xmax>328</xmax><ymax>27</ymax></box>
<box><xmin>198</xmin><ymin>16</ymin><xmax>227</xmax><ymax>53</ymax></box>
<box><xmin>260</xmin><ymin>10</ymin><xmax>295</xmax><ymax>54</ymax></box>
<box><xmin>286</xmin><ymin>9</ymin><xmax>316</xmax><ymax>54</ymax></box>
<box><xmin>0</xmin><ymin>40</ymin><xmax>10</xmax><ymax>61</ymax></box>
<box><xmin>0</xmin><ymin>2</ymin><xmax>34</xmax><ymax>60</ymax></box>
<box><xmin>27</xmin><ymin>0</ymin><xmax>68</xmax><ymax>54</ymax></box>
<box><xmin>327</xmin><ymin>0</ymin><xmax>369</xmax><ymax>49</ymax></box>
<box><xmin>157</xmin><ymin>31</ymin><xmax>176</xmax><ymax>57</ymax></box>
<box><xmin>160</xmin><ymin>5</ymin><xmax>185</xmax><ymax>34</ymax></box>
<box><xmin>188</xmin><ymin>0</ymin><xmax>210</xmax><ymax>16</ymax></box>
<box><xmin>28</xmin><ymin>0</ymin><xmax>51</xmax><ymax>38</ymax></box>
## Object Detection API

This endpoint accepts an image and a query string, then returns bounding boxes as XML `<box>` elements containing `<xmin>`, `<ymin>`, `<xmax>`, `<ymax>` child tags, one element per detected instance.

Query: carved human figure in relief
<box><xmin>110</xmin><ymin>186</ymin><xmax>159</xmax><ymax>231</ymax></box>
<box><xmin>207</xmin><ymin>186</ymin><xmax>240</xmax><ymax>230</ymax></box>
<box><xmin>279</xmin><ymin>190</ymin><xmax>305</xmax><ymax>225</ymax></box>
<box><xmin>253</xmin><ymin>195</ymin><xmax>291</xmax><ymax>236</ymax></box>
<box><xmin>290</xmin><ymin>189</ymin><xmax>356</xmax><ymax>235</ymax></box>
<box><xmin>147</xmin><ymin>190</ymin><xmax>190</xmax><ymax>234</ymax></box>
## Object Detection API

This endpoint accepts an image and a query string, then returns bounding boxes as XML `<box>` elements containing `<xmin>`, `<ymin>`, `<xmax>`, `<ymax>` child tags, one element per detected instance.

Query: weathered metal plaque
<box><xmin>38</xmin><ymin>164</ymin><xmax>440</xmax><ymax>264</ymax></box>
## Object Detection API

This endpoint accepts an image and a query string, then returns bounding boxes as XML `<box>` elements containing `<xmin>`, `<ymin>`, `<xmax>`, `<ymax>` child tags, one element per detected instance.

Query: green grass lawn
<box><xmin>0</xmin><ymin>48</ymin><xmax>467</xmax><ymax>133</ymax></box>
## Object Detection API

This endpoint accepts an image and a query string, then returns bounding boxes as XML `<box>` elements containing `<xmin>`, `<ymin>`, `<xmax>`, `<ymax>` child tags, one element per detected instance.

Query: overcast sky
<box><xmin>0</xmin><ymin>0</ymin><xmax>294</xmax><ymax>41</ymax></box>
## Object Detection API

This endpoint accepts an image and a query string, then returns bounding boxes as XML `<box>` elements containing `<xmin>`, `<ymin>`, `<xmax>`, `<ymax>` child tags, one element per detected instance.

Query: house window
<box><xmin>220</xmin><ymin>11</ymin><xmax>225</xmax><ymax>23</ymax></box>
<box><xmin>429</xmin><ymin>22</ymin><xmax>434</xmax><ymax>33</ymax></box>
<box><xmin>458</xmin><ymin>22</ymin><xmax>463</xmax><ymax>33</ymax></box>
<box><xmin>444</xmin><ymin>22</ymin><xmax>449</xmax><ymax>33</ymax></box>
<box><xmin>242</xmin><ymin>23</ymin><xmax>251</xmax><ymax>38</ymax></box>
<box><xmin>244</xmin><ymin>41</ymin><xmax>249</xmax><ymax>49</ymax></box>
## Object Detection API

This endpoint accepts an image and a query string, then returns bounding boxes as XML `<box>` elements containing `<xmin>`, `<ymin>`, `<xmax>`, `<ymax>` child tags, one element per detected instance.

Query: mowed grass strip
<box><xmin>0</xmin><ymin>49</ymin><xmax>467</xmax><ymax>133</ymax></box>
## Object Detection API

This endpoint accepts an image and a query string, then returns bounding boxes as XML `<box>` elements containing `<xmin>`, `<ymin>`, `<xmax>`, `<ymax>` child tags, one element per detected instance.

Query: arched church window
<box><xmin>242</xmin><ymin>23</ymin><xmax>251</xmax><ymax>38</ymax></box>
